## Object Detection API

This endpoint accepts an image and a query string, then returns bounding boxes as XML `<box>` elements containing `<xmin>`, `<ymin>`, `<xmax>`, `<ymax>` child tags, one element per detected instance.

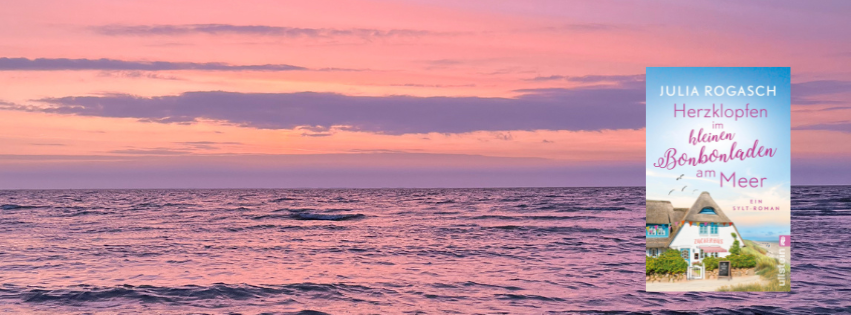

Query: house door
<box><xmin>681</xmin><ymin>248</ymin><xmax>690</xmax><ymax>264</ymax></box>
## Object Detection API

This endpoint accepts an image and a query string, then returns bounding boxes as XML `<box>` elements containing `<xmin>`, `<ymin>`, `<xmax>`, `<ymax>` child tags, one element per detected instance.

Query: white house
<box><xmin>647</xmin><ymin>192</ymin><xmax>745</xmax><ymax>264</ymax></box>
<box><xmin>645</xmin><ymin>199</ymin><xmax>681</xmax><ymax>257</ymax></box>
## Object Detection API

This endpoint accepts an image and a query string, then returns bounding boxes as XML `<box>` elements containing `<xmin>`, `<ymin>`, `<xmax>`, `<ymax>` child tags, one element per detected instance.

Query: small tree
<box><xmin>729</xmin><ymin>232</ymin><xmax>742</xmax><ymax>255</ymax></box>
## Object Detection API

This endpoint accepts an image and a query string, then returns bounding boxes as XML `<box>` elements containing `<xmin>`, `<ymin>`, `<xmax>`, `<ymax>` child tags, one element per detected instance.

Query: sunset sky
<box><xmin>1</xmin><ymin>0</ymin><xmax>850</xmax><ymax>188</ymax></box>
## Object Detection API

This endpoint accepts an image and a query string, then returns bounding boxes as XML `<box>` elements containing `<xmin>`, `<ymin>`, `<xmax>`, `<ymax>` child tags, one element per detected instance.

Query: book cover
<box><xmin>645</xmin><ymin>67</ymin><xmax>791</xmax><ymax>292</ymax></box>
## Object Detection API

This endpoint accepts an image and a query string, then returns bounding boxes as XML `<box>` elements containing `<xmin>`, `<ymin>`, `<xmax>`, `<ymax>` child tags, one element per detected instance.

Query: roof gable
<box><xmin>670</xmin><ymin>208</ymin><xmax>687</xmax><ymax>225</ymax></box>
<box><xmin>682</xmin><ymin>192</ymin><xmax>733</xmax><ymax>223</ymax></box>
<box><xmin>646</xmin><ymin>200</ymin><xmax>673</xmax><ymax>224</ymax></box>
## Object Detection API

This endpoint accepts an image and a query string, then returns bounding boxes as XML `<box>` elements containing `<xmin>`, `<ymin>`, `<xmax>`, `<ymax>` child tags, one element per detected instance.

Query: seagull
<box><xmin>693</xmin><ymin>189</ymin><xmax>699</xmax><ymax>194</ymax></box>
<box><xmin>681</xmin><ymin>185</ymin><xmax>688</xmax><ymax>191</ymax></box>
<box><xmin>668</xmin><ymin>189</ymin><xmax>675</xmax><ymax>195</ymax></box>
<box><xmin>676</xmin><ymin>174</ymin><xmax>684</xmax><ymax>180</ymax></box>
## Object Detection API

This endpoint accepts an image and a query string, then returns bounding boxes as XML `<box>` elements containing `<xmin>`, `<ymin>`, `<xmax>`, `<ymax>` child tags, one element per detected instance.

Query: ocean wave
<box><xmin>471</xmin><ymin>214</ymin><xmax>601</xmax><ymax>221</ymax></box>
<box><xmin>226</xmin><ymin>224</ymin><xmax>279</xmax><ymax>232</ymax></box>
<box><xmin>5</xmin><ymin>283</ymin><xmax>381</xmax><ymax>305</ymax></box>
<box><xmin>322</xmin><ymin>197</ymin><xmax>360</xmax><ymax>203</ymax></box>
<box><xmin>249</xmin><ymin>212</ymin><xmax>365</xmax><ymax>221</ymax></box>
<box><xmin>551</xmin><ymin>206</ymin><xmax>628</xmax><ymax>212</ymax></box>
<box><xmin>482</xmin><ymin>225</ymin><xmax>603</xmax><ymax>234</ymax></box>
<box><xmin>162</xmin><ymin>203</ymin><xmax>198</xmax><ymax>207</ymax></box>
<box><xmin>63</xmin><ymin>210</ymin><xmax>112</xmax><ymax>217</ymax></box>
<box><xmin>250</xmin><ymin>214</ymin><xmax>293</xmax><ymax>220</ymax></box>
<box><xmin>793</xmin><ymin>210</ymin><xmax>851</xmax><ymax>216</ymax></box>
<box><xmin>291</xmin><ymin>213</ymin><xmax>365</xmax><ymax>221</ymax></box>
<box><xmin>494</xmin><ymin>293</ymin><xmax>565</xmax><ymax>301</ymax></box>
<box><xmin>272</xmin><ymin>207</ymin><xmax>315</xmax><ymax>213</ymax></box>
<box><xmin>133</xmin><ymin>202</ymin><xmax>161</xmax><ymax>208</ymax></box>
<box><xmin>1</xmin><ymin>204</ymin><xmax>39</xmax><ymax>210</ymax></box>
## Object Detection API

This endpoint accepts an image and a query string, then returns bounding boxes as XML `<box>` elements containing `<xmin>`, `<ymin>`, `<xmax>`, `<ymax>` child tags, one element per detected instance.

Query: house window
<box><xmin>646</xmin><ymin>225</ymin><xmax>667</xmax><ymax>237</ymax></box>
<box><xmin>710</xmin><ymin>223</ymin><xmax>718</xmax><ymax>234</ymax></box>
<box><xmin>700</xmin><ymin>249</ymin><xmax>705</xmax><ymax>259</ymax></box>
<box><xmin>681</xmin><ymin>249</ymin><xmax>689</xmax><ymax>260</ymax></box>
<box><xmin>694</xmin><ymin>252</ymin><xmax>699</xmax><ymax>260</ymax></box>
<box><xmin>699</xmin><ymin>224</ymin><xmax>707</xmax><ymax>234</ymax></box>
<box><xmin>699</xmin><ymin>207</ymin><xmax>717</xmax><ymax>215</ymax></box>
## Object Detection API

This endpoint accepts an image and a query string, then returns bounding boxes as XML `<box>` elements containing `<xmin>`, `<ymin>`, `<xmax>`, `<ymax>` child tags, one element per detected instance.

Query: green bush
<box><xmin>740</xmin><ymin>254</ymin><xmax>757</xmax><ymax>268</ymax></box>
<box><xmin>646</xmin><ymin>256</ymin><xmax>657</xmax><ymax>274</ymax></box>
<box><xmin>653</xmin><ymin>249</ymin><xmax>688</xmax><ymax>274</ymax></box>
<box><xmin>703</xmin><ymin>256</ymin><xmax>719</xmax><ymax>271</ymax></box>
<box><xmin>728</xmin><ymin>254</ymin><xmax>757</xmax><ymax>268</ymax></box>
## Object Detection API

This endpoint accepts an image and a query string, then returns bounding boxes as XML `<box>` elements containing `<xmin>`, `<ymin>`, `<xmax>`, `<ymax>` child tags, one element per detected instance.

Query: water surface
<box><xmin>0</xmin><ymin>187</ymin><xmax>847</xmax><ymax>314</ymax></box>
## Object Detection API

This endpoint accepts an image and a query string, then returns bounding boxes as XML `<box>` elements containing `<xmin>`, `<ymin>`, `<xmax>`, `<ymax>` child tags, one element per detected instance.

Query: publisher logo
<box><xmin>779</xmin><ymin>235</ymin><xmax>790</xmax><ymax>247</ymax></box>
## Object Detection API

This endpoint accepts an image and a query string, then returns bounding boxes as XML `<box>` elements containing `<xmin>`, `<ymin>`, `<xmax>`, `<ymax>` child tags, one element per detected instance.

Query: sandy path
<box><xmin>646</xmin><ymin>275</ymin><xmax>767</xmax><ymax>292</ymax></box>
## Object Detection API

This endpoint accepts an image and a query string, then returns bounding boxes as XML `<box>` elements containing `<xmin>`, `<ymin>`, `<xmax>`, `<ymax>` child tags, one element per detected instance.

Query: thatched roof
<box><xmin>682</xmin><ymin>192</ymin><xmax>733</xmax><ymax>223</ymax></box>
<box><xmin>646</xmin><ymin>200</ymin><xmax>673</xmax><ymax>224</ymax></box>
<box><xmin>646</xmin><ymin>193</ymin><xmax>744</xmax><ymax>250</ymax></box>
<box><xmin>670</xmin><ymin>208</ymin><xmax>687</xmax><ymax>225</ymax></box>
<box><xmin>647</xmin><ymin>237</ymin><xmax>669</xmax><ymax>249</ymax></box>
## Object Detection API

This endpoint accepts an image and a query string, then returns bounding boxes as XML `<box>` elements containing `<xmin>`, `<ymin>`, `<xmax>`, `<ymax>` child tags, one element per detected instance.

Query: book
<box><xmin>645</xmin><ymin>67</ymin><xmax>791</xmax><ymax>292</ymax></box>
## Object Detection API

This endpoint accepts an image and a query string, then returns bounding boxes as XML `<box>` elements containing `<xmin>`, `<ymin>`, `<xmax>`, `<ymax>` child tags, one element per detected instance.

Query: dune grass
<box><xmin>743</xmin><ymin>240</ymin><xmax>777</xmax><ymax>267</ymax></box>
<box><xmin>743</xmin><ymin>240</ymin><xmax>768</xmax><ymax>256</ymax></box>
<box><xmin>717</xmin><ymin>240</ymin><xmax>790</xmax><ymax>292</ymax></box>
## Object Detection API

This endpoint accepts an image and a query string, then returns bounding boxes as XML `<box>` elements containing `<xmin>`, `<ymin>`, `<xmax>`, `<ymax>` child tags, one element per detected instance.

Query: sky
<box><xmin>0</xmin><ymin>0</ymin><xmax>850</xmax><ymax>189</ymax></box>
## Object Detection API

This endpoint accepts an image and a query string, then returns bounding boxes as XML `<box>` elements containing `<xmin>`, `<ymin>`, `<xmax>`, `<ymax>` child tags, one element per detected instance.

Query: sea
<box><xmin>0</xmin><ymin>186</ymin><xmax>848</xmax><ymax>314</ymax></box>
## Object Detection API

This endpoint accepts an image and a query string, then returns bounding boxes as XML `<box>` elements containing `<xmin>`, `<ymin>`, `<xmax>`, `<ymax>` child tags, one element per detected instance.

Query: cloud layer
<box><xmin>527</xmin><ymin>74</ymin><xmax>645</xmax><ymax>83</ymax></box>
<box><xmin>25</xmin><ymin>85</ymin><xmax>645</xmax><ymax>134</ymax></box>
<box><xmin>0</xmin><ymin>153</ymin><xmax>643</xmax><ymax>189</ymax></box>
<box><xmin>793</xmin><ymin>122</ymin><xmax>851</xmax><ymax>133</ymax></box>
<box><xmin>0</xmin><ymin>57</ymin><xmax>307</xmax><ymax>71</ymax></box>
<box><xmin>791</xmin><ymin>80</ymin><xmax>851</xmax><ymax>105</ymax></box>
<box><xmin>92</xmin><ymin>24</ymin><xmax>439</xmax><ymax>38</ymax></box>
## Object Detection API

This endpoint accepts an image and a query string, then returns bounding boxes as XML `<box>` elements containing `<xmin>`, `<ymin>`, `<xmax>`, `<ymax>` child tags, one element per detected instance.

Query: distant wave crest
<box><xmin>291</xmin><ymin>213</ymin><xmax>365</xmax><ymax>221</ymax></box>
<box><xmin>1</xmin><ymin>204</ymin><xmax>38</xmax><ymax>210</ymax></box>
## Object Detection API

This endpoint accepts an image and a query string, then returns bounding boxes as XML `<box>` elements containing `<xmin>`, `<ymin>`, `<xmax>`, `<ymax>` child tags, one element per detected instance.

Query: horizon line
<box><xmin>0</xmin><ymin>184</ymin><xmax>847</xmax><ymax>191</ymax></box>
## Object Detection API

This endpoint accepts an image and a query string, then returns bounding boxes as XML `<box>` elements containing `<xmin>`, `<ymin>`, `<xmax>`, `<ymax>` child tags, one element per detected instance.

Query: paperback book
<box><xmin>645</xmin><ymin>67</ymin><xmax>791</xmax><ymax>292</ymax></box>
